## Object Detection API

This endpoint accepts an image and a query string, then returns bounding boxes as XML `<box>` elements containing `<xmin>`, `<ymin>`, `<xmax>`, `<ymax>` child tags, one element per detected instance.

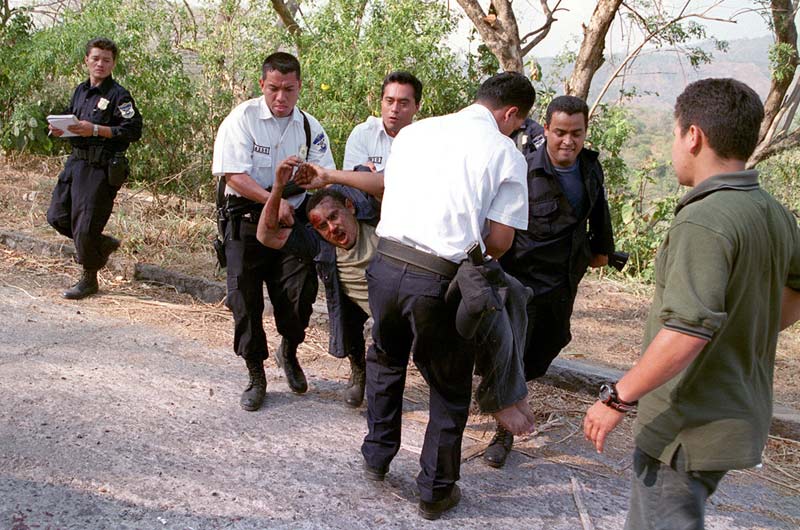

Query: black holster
<box><xmin>214</xmin><ymin>205</ymin><xmax>228</xmax><ymax>268</ymax></box>
<box><xmin>107</xmin><ymin>153</ymin><xmax>129</xmax><ymax>187</ymax></box>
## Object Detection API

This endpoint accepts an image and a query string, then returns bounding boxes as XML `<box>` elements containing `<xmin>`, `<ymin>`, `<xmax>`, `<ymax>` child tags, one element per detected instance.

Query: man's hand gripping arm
<box><xmin>256</xmin><ymin>156</ymin><xmax>304</xmax><ymax>249</ymax></box>
<box><xmin>295</xmin><ymin>163</ymin><xmax>385</xmax><ymax>200</ymax></box>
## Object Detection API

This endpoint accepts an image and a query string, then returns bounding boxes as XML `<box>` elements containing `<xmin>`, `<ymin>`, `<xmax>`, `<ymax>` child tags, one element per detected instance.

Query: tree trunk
<box><xmin>565</xmin><ymin>0</ymin><xmax>622</xmax><ymax>101</ymax></box>
<box><xmin>749</xmin><ymin>0</ymin><xmax>799</xmax><ymax>167</ymax></box>
<box><xmin>456</xmin><ymin>0</ymin><xmax>524</xmax><ymax>72</ymax></box>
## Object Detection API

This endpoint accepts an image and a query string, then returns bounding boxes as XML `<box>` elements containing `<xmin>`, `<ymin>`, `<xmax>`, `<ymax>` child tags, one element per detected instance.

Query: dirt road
<box><xmin>1</xmin><ymin>263</ymin><xmax>799</xmax><ymax>529</ymax></box>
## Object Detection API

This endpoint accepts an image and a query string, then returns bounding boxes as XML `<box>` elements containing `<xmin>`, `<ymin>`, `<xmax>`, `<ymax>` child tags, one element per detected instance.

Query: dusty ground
<box><xmin>2</xmin><ymin>249</ymin><xmax>800</xmax><ymax>529</ymax></box>
<box><xmin>2</xmin><ymin>156</ymin><xmax>800</xmax><ymax>528</ymax></box>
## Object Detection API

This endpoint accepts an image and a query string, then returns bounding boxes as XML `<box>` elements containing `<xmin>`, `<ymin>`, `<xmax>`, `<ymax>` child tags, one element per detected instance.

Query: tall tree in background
<box><xmin>565</xmin><ymin>0</ymin><xmax>622</xmax><ymax>101</ymax></box>
<box><xmin>457</xmin><ymin>0</ymin><xmax>800</xmax><ymax>167</ymax></box>
<box><xmin>749</xmin><ymin>0</ymin><xmax>799</xmax><ymax>167</ymax></box>
<box><xmin>456</xmin><ymin>0</ymin><xmax>564</xmax><ymax>72</ymax></box>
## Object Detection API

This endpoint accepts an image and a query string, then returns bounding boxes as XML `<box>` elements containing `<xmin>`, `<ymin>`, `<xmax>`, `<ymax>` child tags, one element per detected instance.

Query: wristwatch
<box><xmin>599</xmin><ymin>383</ymin><xmax>637</xmax><ymax>413</ymax></box>
<box><xmin>92</xmin><ymin>124</ymin><xmax>99</xmax><ymax>137</ymax></box>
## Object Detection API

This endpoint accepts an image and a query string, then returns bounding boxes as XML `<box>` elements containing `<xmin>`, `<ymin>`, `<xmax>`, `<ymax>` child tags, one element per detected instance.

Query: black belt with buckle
<box><xmin>377</xmin><ymin>238</ymin><xmax>459</xmax><ymax>279</ymax></box>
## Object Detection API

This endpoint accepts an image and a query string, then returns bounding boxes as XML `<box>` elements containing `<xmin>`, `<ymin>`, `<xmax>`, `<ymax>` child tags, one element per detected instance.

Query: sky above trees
<box><xmin>448</xmin><ymin>0</ymin><xmax>781</xmax><ymax>58</ymax></box>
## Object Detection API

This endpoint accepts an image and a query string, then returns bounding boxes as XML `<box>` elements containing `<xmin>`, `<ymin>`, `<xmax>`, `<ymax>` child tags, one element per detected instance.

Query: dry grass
<box><xmin>0</xmin><ymin>154</ymin><xmax>221</xmax><ymax>280</ymax></box>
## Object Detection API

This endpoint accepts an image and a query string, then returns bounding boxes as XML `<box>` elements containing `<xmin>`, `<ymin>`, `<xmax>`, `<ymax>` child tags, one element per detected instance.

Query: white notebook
<box><xmin>47</xmin><ymin>114</ymin><xmax>79</xmax><ymax>137</ymax></box>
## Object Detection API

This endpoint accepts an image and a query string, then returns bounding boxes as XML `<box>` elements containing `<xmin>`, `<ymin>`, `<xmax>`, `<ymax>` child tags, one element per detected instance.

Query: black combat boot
<box><xmin>344</xmin><ymin>354</ymin><xmax>366</xmax><ymax>408</ymax></box>
<box><xmin>62</xmin><ymin>269</ymin><xmax>99</xmax><ymax>300</ymax></box>
<box><xmin>99</xmin><ymin>235</ymin><xmax>121</xmax><ymax>268</ymax></box>
<box><xmin>483</xmin><ymin>425</ymin><xmax>514</xmax><ymax>468</ymax></box>
<box><xmin>240</xmin><ymin>358</ymin><xmax>267</xmax><ymax>411</ymax></box>
<box><xmin>418</xmin><ymin>485</ymin><xmax>462</xmax><ymax>520</ymax></box>
<box><xmin>276</xmin><ymin>339</ymin><xmax>307</xmax><ymax>394</ymax></box>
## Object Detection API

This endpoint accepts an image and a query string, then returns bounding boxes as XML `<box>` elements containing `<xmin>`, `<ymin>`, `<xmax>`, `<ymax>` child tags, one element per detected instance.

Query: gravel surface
<box><xmin>1</xmin><ymin>259</ymin><xmax>799</xmax><ymax>529</ymax></box>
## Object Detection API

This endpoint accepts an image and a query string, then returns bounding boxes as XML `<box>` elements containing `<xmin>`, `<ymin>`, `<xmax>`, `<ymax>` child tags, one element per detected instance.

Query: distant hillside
<box><xmin>539</xmin><ymin>36</ymin><xmax>773</xmax><ymax>109</ymax></box>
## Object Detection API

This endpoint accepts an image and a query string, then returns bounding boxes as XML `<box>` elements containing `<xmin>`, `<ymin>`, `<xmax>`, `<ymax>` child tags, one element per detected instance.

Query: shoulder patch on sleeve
<box><xmin>312</xmin><ymin>132</ymin><xmax>327</xmax><ymax>153</ymax></box>
<box><xmin>118</xmin><ymin>102</ymin><xmax>135</xmax><ymax>119</ymax></box>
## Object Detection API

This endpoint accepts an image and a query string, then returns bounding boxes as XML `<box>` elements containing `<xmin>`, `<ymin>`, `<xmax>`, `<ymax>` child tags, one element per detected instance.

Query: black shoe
<box><xmin>62</xmin><ymin>269</ymin><xmax>99</xmax><ymax>300</ymax></box>
<box><xmin>418</xmin><ymin>485</ymin><xmax>461</xmax><ymax>520</ymax></box>
<box><xmin>344</xmin><ymin>354</ymin><xmax>366</xmax><ymax>408</ymax></box>
<box><xmin>276</xmin><ymin>339</ymin><xmax>307</xmax><ymax>394</ymax></box>
<box><xmin>483</xmin><ymin>426</ymin><xmax>514</xmax><ymax>468</ymax></box>
<box><xmin>99</xmin><ymin>236</ymin><xmax>121</xmax><ymax>268</ymax></box>
<box><xmin>363</xmin><ymin>461</ymin><xmax>388</xmax><ymax>482</ymax></box>
<box><xmin>240</xmin><ymin>358</ymin><xmax>267</xmax><ymax>411</ymax></box>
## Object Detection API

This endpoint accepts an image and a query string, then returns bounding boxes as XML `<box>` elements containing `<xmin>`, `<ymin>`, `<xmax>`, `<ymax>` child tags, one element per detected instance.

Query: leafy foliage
<box><xmin>0</xmin><ymin>0</ymin><xmax>476</xmax><ymax>198</ymax></box>
<box><xmin>294</xmin><ymin>0</ymin><xmax>476</xmax><ymax>168</ymax></box>
<box><xmin>759</xmin><ymin>148</ymin><xmax>800</xmax><ymax>216</ymax></box>
<box><xmin>0</xmin><ymin>0</ymin><xmax>204</xmax><ymax>196</ymax></box>
<box><xmin>769</xmin><ymin>42</ymin><xmax>798</xmax><ymax>83</ymax></box>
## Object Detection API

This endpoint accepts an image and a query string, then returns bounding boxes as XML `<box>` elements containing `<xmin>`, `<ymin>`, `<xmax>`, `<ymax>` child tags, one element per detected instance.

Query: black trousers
<box><xmin>46</xmin><ymin>156</ymin><xmax>119</xmax><ymax>270</ymax></box>
<box><xmin>224</xmin><ymin>203</ymin><xmax>318</xmax><ymax>361</ymax></box>
<box><xmin>362</xmin><ymin>253</ymin><xmax>473</xmax><ymax>503</ymax></box>
<box><xmin>522</xmin><ymin>283</ymin><xmax>575</xmax><ymax>381</ymax></box>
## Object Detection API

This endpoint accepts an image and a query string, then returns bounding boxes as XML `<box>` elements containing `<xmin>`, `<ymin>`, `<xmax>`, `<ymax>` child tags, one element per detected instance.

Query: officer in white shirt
<box><xmin>212</xmin><ymin>52</ymin><xmax>335</xmax><ymax>412</ymax></box>
<box><xmin>342</xmin><ymin>71</ymin><xmax>422</xmax><ymax>171</ymax></box>
<box><xmin>361</xmin><ymin>72</ymin><xmax>535</xmax><ymax>520</ymax></box>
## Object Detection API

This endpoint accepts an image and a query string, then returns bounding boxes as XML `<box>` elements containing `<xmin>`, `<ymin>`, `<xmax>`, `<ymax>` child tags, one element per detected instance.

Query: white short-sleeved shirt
<box><xmin>212</xmin><ymin>97</ymin><xmax>336</xmax><ymax>208</ymax></box>
<box><xmin>342</xmin><ymin>116</ymin><xmax>394</xmax><ymax>171</ymax></box>
<box><xmin>377</xmin><ymin>104</ymin><xmax>528</xmax><ymax>262</ymax></box>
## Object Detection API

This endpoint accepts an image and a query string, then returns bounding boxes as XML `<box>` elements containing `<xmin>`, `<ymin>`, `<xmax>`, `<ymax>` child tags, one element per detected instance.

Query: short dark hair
<box><xmin>85</xmin><ymin>37</ymin><xmax>118</xmax><ymax>61</ymax></box>
<box><xmin>545</xmin><ymin>95</ymin><xmax>589</xmax><ymax>127</ymax></box>
<box><xmin>674</xmin><ymin>78</ymin><xmax>764</xmax><ymax>161</ymax></box>
<box><xmin>305</xmin><ymin>189</ymin><xmax>349</xmax><ymax>217</ymax></box>
<box><xmin>381</xmin><ymin>71</ymin><xmax>423</xmax><ymax>104</ymax></box>
<box><xmin>475</xmin><ymin>72</ymin><xmax>536</xmax><ymax>117</ymax></box>
<box><xmin>262</xmin><ymin>52</ymin><xmax>301</xmax><ymax>80</ymax></box>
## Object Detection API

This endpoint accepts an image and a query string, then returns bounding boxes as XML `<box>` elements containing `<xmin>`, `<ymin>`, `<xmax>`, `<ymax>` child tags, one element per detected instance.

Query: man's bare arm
<box><xmin>255</xmin><ymin>157</ymin><xmax>303</xmax><ymax>249</ymax></box>
<box><xmin>295</xmin><ymin>163</ymin><xmax>384</xmax><ymax>200</ymax></box>
<box><xmin>583</xmin><ymin>328</ymin><xmax>708</xmax><ymax>453</ymax></box>
<box><xmin>225</xmin><ymin>172</ymin><xmax>270</xmax><ymax>203</ymax></box>
<box><xmin>781</xmin><ymin>286</ymin><xmax>800</xmax><ymax>330</ymax></box>
<box><xmin>483</xmin><ymin>221</ymin><xmax>516</xmax><ymax>258</ymax></box>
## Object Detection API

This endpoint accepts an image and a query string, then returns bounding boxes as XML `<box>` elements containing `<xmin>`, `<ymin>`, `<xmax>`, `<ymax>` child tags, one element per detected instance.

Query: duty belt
<box><xmin>377</xmin><ymin>238</ymin><xmax>459</xmax><ymax>279</ymax></box>
<box><xmin>71</xmin><ymin>146</ymin><xmax>114</xmax><ymax>165</ymax></box>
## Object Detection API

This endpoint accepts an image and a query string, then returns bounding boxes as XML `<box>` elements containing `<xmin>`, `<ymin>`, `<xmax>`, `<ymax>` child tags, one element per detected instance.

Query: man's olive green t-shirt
<box><xmin>634</xmin><ymin>170</ymin><xmax>800</xmax><ymax>472</ymax></box>
<box><xmin>335</xmin><ymin>222</ymin><xmax>377</xmax><ymax>316</ymax></box>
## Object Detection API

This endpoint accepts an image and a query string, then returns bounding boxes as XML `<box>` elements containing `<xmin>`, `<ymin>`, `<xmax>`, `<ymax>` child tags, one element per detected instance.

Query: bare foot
<box><xmin>492</xmin><ymin>404</ymin><xmax>534</xmax><ymax>435</ymax></box>
<box><xmin>516</xmin><ymin>400</ymin><xmax>536</xmax><ymax>428</ymax></box>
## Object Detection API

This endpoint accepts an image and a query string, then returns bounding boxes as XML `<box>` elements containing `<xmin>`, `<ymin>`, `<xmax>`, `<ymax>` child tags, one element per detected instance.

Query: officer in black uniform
<box><xmin>47</xmin><ymin>37</ymin><xmax>142</xmax><ymax>299</ymax></box>
<box><xmin>487</xmin><ymin>96</ymin><xmax>616</xmax><ymax>467</ymax></box>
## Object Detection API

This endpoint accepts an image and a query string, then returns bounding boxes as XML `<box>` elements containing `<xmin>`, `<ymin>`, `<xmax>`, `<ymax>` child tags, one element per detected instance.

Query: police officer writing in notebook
<box><xmin>212</xmin><ymin>52</ymin><xmax>335</xmax><ymax>412</ymax></box>
<box><xmin>47</xmin><ymin>37</ymin><xmax>142</xmax><ymax>299</ymax></box>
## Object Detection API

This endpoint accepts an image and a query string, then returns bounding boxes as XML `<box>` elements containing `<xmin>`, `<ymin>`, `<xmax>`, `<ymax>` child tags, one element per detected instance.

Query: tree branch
<box><xmin>520</xmin><ymin>0</ymin><xmax>566</xmax><ymax>56</ymax></box>
<box><xmin>456</xmin><ymin>0</ymin><xmax>524</xmax><ymax>71</ymax></box>
<box><xmin>272</xmin><ymin>0</ymin><xmax>301</xmax><ymax>36</ymax></box>
<box><xmin>757</xmin><ymin>0</ymin><xmax>798</xmax><ymax>145</ymax></box>
<box><xmin>565</xmin><ymin>0</ymin><xmax>623</xmax><ymax>101</ymax></box>
<box><xmin>586</xmin><ymin>0</ymin><xmax>733</xmax><ymax>119</ymax></box>
<box><xmin>748</xmin><ymin>127</ymin><xmax>800</xmax><ymax>167</ymax></box>
<box><xmin>182</xmin><ymin>0</ymin><xmax>198</xmax><ymax>42</ymax></box>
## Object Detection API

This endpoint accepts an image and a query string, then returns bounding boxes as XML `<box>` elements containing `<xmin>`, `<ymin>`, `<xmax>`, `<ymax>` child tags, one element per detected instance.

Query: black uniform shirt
<box><xmin>500</xmin><ymin>143</ymin><xmax>615</xmax><ymax>296</ymax></box>
<box><xmin>67</xmin><ymin>75</ymin><xmax>142</xmax><ymax>152</ymax></box>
